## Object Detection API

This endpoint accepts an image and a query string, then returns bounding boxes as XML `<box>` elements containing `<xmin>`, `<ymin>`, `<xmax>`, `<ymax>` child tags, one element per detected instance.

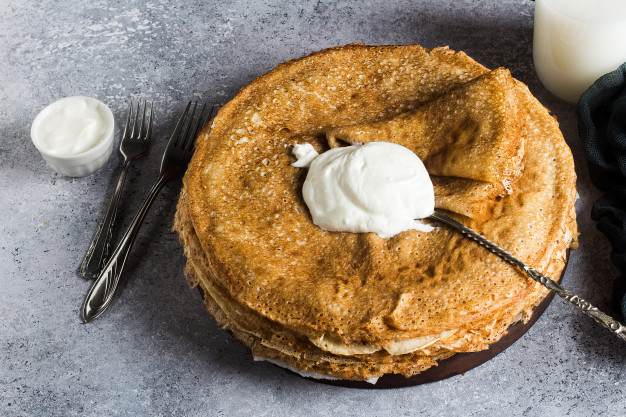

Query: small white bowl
<box><xmin>31</xmin><ymin>96</ymin><xmax>115</xmax><ymax>177</ymax></box>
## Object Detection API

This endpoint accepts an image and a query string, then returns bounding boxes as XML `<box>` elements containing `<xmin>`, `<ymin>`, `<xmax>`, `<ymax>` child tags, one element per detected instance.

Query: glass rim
<box><xmin>537</xmin><ymin>0</ymin><xmax>626</xmax><ymax>24</ymax></box>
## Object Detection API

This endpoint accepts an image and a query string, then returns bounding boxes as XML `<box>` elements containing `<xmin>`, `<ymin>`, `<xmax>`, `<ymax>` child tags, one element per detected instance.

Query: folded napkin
<box><xmin>577</xmin><ymin>62</ymin><xmax>626</xmax><ymax>320</ymax></box>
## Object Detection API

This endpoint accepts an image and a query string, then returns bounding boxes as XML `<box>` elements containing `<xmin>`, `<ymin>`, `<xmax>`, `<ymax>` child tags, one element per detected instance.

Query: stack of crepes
<box><xmin>174</xmin><ymin>44</ymin><xmax>578</xmax><ymax>382</ymax></box>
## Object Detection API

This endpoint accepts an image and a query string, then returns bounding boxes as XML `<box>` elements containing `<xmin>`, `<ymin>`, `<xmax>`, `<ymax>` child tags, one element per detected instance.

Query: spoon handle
<box><xmin>429</xmin><ymin>211</ymin><xmax>626</xmax><ymax>342</ymax></box>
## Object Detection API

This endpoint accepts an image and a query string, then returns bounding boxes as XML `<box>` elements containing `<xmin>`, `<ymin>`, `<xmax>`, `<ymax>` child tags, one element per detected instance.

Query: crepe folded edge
<box><xmin>325</xmin><ymin>68</ymin><xmax>524</xmax><ymax>220</ymax></box>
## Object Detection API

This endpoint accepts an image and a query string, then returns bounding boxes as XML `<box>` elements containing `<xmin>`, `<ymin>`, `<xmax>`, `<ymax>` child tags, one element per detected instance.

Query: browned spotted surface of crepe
<box><xmin>326</xmin><ymin>68</ymin><xmax>523</xmax><ymax>185</ymax></box>
<box><xmin>174</xmin><ymin>44</ymin><xmax>577</xmax><ymax>380</ymax></box>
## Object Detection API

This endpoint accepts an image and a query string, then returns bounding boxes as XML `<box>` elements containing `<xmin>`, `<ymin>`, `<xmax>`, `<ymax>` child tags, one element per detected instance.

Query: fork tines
<box><xmin>124</xmin><ymin>98</ymin><xmax>154</xmax><ymax>142</ymax></box>
<box><xmin>170</xmin><ymin>102</ymin><xmax>215</xmax><ymax>151</ymax></box>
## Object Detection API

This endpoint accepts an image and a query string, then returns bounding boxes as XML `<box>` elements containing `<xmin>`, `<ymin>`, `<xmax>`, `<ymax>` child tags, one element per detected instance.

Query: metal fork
<box><xmin>81</xmin><ymin>102</ymin><xmax>214</xmax><ymax>322</ymax></box>
<box><xmin>79</xmin><ymin>99</ymin><xmax>153</xmax><ymax>279</ymax></box>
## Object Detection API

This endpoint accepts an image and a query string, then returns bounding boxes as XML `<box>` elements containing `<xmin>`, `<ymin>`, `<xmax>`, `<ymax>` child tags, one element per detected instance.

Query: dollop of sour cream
<box><xmin>292</xmin><ymin>142</ymin><xmax>435</xmax><ymax>238</ymax></box>
<box><xmin>35</xmin><ymin>97</ymin><xmax>111</xmax><ymax>156</ymax></box>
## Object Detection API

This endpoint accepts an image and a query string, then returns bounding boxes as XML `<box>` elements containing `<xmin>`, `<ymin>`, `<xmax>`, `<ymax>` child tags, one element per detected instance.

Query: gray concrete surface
<box><xmin>1</xmin><ymin>0</ymin><xmax>624</xmax><ymax>416</ymax></box>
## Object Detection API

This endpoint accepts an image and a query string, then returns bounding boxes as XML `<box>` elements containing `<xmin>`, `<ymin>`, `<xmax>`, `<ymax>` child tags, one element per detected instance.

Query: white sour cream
<box><xmin>292</xmin><ymin>142</ymin><xmax>435</xmax><ymax>238</ymax></box>
<box><xmin>34</xmin><ymin>97</ymin><xmax>112</xmax><ymax>156</ymax></box>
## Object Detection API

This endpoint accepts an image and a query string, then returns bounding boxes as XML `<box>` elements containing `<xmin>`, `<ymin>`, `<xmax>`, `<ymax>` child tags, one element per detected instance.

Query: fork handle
<box><xmin>81</xmin><ymin>173</ymin><xmax>173</xmax><ymax>322</ymax></box>
<box><xmin>429</xmin><ymin>211</ymin><xmax>626</xmax><ymax>342</ymax></box>
<box><xmin>79</xmin><ymin>159</ymin><xmax>132</xmax><ymax>279</ymax></box>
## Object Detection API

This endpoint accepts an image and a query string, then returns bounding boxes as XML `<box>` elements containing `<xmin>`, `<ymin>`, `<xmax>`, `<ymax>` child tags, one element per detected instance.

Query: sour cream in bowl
<box><xmin>31</xmin><ymin>96</ymin><xmax>115</xmax><ymax>177</ymax></box>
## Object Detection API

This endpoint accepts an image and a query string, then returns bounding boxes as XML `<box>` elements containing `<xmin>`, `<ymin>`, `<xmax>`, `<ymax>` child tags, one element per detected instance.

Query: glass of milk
<box><xmin>533</xmin><ymin>0</ymin><xmax>626</xmax><ymax>103</ymax></box>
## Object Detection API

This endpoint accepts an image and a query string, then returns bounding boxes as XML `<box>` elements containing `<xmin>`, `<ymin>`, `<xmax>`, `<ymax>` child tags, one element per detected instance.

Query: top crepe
<box><xmin>326</xmin><ymin>67</ymin><xmax>523</xmax><ymax>185</ymax></box>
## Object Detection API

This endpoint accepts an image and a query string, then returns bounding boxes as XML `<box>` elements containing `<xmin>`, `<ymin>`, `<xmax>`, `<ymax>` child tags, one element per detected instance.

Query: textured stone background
<box><xmin>1</xmin><ymin>0</ymin><xmax>624</xmax><ymax>416</ymax></box>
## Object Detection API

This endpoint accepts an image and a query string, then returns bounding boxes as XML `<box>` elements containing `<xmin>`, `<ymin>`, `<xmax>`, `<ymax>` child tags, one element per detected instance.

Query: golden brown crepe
<box><xmin>431</xmin><ymin>176</ymin><xmax>509</xmax><ymax>220</ymax></box>
<box><xmin>326</xmin><ymin>67</ymin><xmax>524</xmax><ymax>220</ymax></box>
<box><xmin>326</xmin><ymin>68</ymin><xmax>523</xmax><ymax>185</ymax></box>
<box><xmin>174</xmin><ymin>44</ymin><xmax>577</xmax><ymax>381</ymax></box>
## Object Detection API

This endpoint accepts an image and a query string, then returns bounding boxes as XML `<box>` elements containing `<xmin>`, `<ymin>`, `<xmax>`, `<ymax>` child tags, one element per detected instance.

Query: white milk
<box><xmin>533</xmin><ymin>0</ymin><xmax>626</xmax><ymax>103</ymax></box>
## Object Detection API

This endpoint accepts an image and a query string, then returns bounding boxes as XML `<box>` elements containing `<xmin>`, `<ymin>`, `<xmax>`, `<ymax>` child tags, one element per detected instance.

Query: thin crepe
<box><xmin>326</xmin><ymin>68</ymin><xmax>523</xmax><ymax>186</ymax></box>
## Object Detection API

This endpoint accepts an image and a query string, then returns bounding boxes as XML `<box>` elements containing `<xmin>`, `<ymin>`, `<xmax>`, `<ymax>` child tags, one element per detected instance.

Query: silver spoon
<box><xmin>428</xmin><ymin>210</ymin><xmax>626</xmax><ymax>342</ymax></box>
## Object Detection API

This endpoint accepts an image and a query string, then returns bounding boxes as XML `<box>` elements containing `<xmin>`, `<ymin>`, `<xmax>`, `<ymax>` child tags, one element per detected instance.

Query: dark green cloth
<box><xmin>577</xmin><ymin>62</ymin><xmax>626</xmax><ymax>320</ymax></box>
